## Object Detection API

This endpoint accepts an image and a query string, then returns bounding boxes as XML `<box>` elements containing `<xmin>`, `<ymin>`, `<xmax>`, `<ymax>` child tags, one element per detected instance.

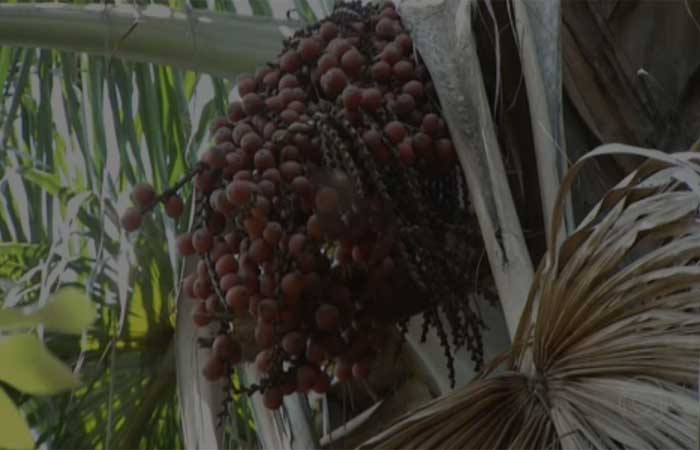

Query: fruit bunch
<box><xmin>121</xmin><ymin>0</ymin><xmax>488</xmax><ymax>410</ymax></box>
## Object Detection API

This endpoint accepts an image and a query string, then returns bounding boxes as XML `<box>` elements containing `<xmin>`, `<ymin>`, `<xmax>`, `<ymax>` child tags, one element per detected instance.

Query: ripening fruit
<box><xmin>306</xmin><ymin>341</ymin><xmax>327</xmax><ymax>365</ymax></box>
<box><xmin>193</xmin><ymin>301</ymin><xmax>211</xmax><ymax>327</ymax></box>
<box><xmin>306</xmin><ymin>215</ymin><xmax>323</xmax><ymax>240</ymax></box>
<box><xmin>249</xmin><ymin>239</ymin><xmax>273</xmax><ymax>264</ymax></box>
<box><xmin>203</xmin><ymin>356</ymin><xmax>225</xmax><ymax>381</ymax></box>
<box><xmin>334</xmin><ymin>361</ymin><xmax>352</xmax><ymax>381</ymax></box>
<box><xmin>226</xmin><ymin>180</ymin><xmax>255</xmax><ymax>206</ymax></box>
<box><xmin>215</xmin><ymin>254</ymin><xmax>238</xmax><ymax>276</ymax></box>
<box><xmin>121</xmin><ymin>207</ymin><xmax>142</xmax><ymax>232</ymax></box>
<box><xmin>202</xmin><ymin>145</ymin><xmax>227</xmax><ymax>169</ymax></box>
<box><xmin>384</xmin><ymin>121</ymin><xmax>407</xmax><ymax>144</ymax></box>
<box><xmin>371</xmin><ymin>61</ymin><xmax>392</xmax><ymax>81</ymax></box>
<box><xmin>393</xmin><ymin>60</ymin><xmax>415</xmax><ymax>81</ymax></box>
<box><xmin>183</xmin><ymin>274</ymin><xmax>196</xmax><ymax>298</ymax></box>
<box><xmin>241</xmin><ymin>93</ymin><xmax>264</xmax><ymax>115</ymax></box>
<box><xmin>296</xmin><ymin>365</ymin><xmax>318</xmax><ymax>392</ymax></box>
<box><xmin>376</xmin><ymin>17</ymin><xmax>396</xmax><ymax>39</ymax></box>
<box><xmin>255</xmin><ymin>322</ymin><xmax>275</xmax><ymax>348</ymax></box>
<box><xmin>340</xmin><ymin>48</ymin><xmax>366</xmax><ymax>77</ymax></box>
<box><xmin>319</xmin><ymin>21</ymin><xmax>339</xmax><ymax>41</ymax></box>
<box><xmin>257</xmin><ymin>299</ymin><xmax>279</xmax><ymax>323</ymax></box>
<box><xmin>280</xmin><ymin>50</ymin><xmax>302</xmax><ymax>73</ymax></box>
<box><xmin>226</xmin><ymin>286</ymin><xmax>250</xmax><ymax>313</ymax></box>
<box><xmin>278</xmin><ymin>73</ymin><xmax>299</xmax><ymax>90</ymax></box>
<box><xmin>403</xmin><ymin>80</ymin><xmax>424</xmax><ymax>99</ymax></box>
<box><xmin>195</xmin><ymin>170</ymin><xmax>216</xmax><ymax>193</ymax></box>
<box><xmin>281</xmin><ymin>271</ymin><xmax>305</xmax><ymax>300</ymax></box>
<box><xmin>342</xmin><ymin>85</ymin><xmax>363</xmax><ymax>112</ymax></box>
<box><xmin>393</xmin><ymin>94</ymin><xmax>415</xmax><ymax>115</ymax></box>
<box><xmin>315</xmin><ymin>187</ymin><xmax>340</xmax><ymax>214</ymax></box>
<box><xmin>237</xmin><ymin>76</ymin><xmax>256</xmax><ymax>96</ymax></box>
<box><xmin>321</xmin><ymin>68</ymin><xmax>348</xmax><ymax>98</ymax></box>
<box><xmin>255</xmin><ymin>349</ymin><xmax>274</xmax><ymax>373</ymax></box>
<box><xmin>312</xmin><ymin>373</ymin><xmax>331</xmax><ymax>394</ymax></box>
<box><xmin>288</xmin><ymin>233</ymin><xmax>307</xmax><ymax>256</ymax></box>
<box><xmin>241</xmin><ymin>132</ymin><xmax>263</xmax><ymax>154</ymax></box>
<box><xmin>394</xmin><ymin>33</ymin><xmax>413</xmax><ymax>55</ymax></box>
<box><xmin>380</xmin><ymin>43</ymin><xmax>401</xmax><ymax>64</ymax></box>
<box><xmin>259</xmin><ymin>223</ymin><xmax>282</xmax><ymax>247</ymax></box>
<box><xmin>263</xmin><ymin>387</ymin><xmax>283</xmax><ymax>409</ymax></box>
<box><xmin>192</xmin><ymin>228</ymin><xmax>214</xmax><ymax>253</ymax></box>
<box><xmin>398</xmin><ymin>139</ymin><xmax>415</xmax><ymax>165</ymax></box>
<box><xmin>280</xmin><ymin>108</ymin><xmax>299</xmax><ymax>124</ymax></box>
<box><xmin>361</xmin><ymin>88</ymin><xmax>383</xmax><ymax>111</ymax></box>
<box><xmin>282</xmin><ymin>331</ymin><xmax>306</xmax><ymax>357</ymax></box>
<box><xmin>317</xmin><ymin>53</ymin><xmax>338</xmax><ymax>74</ymax></box>
<box><xmin>164</xmin><ymin>195</ymin><xmax>184</xmax><ymax>218</ymax></box>
<box><xmin>213</xmin><ymin>334</ymin><xmax>242</xmax><ymax>363</ymax></box>
<box><xmin>422</xmin><ymin>113</ymin><xmax>442</xmax><ymax>135</ymax></box>
<box><xmin>299</xmin><ymin>38</ymin><xmax>322</xmax><ymax>61</ymax></box>
<box><xmin>227</xmin><ymin>101</ymin><xmax>245</xmax><ymax>123</ymax></box>
<box><xmin>131</xmin><ymin>183</ymin><xmax>156</xmax><ymax>207</ymax></box>
<box><xmin>315</xmin><ymin>304</ymin><xmax>340</xmax><ymax>331</ymax></box>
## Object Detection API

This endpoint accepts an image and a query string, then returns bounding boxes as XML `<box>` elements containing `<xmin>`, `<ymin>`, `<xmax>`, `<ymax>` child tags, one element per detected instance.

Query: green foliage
<box><xmin>0</xmin><ymin>288</ymin><xmax>95</xmax><ymax>450</ymax></box>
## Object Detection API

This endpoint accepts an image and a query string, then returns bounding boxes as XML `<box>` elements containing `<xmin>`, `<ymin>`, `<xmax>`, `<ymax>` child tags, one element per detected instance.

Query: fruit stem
<box><xmin>140</xmin><ymin>163</ymin><xmax>204</xmax><ymax>215</ymax></box>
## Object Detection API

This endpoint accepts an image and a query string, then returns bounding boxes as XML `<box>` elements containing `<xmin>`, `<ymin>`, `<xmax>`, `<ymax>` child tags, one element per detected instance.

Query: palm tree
<box><xmin>1</xmin><ymin>0</ymin><xmax>699</xmax><ymax>448</ymax></box>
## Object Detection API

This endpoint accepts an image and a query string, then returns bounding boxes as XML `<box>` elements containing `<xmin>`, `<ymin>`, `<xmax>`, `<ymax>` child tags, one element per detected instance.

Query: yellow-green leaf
<box><xmin>0</xmin><ymin>334</ymin><xmax>79</xmax><ymax>395</ymax></box>
<box><xmin>0</xmin><ymin>387</ymin><xmax>34</xmax><ymax>450</ymax></box>
<box><xmin>0</xmin><ymin>287</ymin><xmax>96</xmax><ymax>334</ymax></box>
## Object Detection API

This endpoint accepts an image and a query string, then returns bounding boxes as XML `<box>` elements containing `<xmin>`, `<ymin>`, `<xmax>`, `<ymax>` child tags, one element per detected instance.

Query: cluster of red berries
<box><xmin>120</xmin><ymin>0</ymin><xmax>486</xmax><ymax>409</ymax></box>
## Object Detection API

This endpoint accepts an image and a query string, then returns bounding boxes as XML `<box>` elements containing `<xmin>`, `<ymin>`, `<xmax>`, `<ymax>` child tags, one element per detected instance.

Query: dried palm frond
<box><xmin>359</xmin><ymin>144</ymin><xmax>700</xmax><ymax>450</ymax></box>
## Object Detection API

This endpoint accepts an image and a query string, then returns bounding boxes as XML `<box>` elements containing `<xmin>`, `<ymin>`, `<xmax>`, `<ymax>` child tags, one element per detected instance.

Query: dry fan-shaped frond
<box><xmin>359</xmin><ymin>144</ymin><xmax>700</xmax><ymax>450</ymax></box>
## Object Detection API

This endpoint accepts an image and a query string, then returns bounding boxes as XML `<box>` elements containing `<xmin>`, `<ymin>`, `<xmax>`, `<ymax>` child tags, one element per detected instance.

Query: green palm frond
<box><xmin>359</xmin><ymin>144</ymin><xmax>700</xmax><ymax>450</ymax></box>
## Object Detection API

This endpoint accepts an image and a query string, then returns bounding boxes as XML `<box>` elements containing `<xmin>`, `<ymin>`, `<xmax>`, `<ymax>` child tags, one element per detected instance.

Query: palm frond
<box><xmin>360</xmin><ymin>144</ymin><xmax>700</xmax><ymax>450</ymax></box>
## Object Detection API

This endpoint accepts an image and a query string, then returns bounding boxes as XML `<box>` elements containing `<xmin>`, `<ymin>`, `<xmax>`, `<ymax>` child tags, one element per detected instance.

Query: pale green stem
<box><xmin>0</xmin><ymin>3</ymin><xmax>292</xmax><ymax>78</ymax></box>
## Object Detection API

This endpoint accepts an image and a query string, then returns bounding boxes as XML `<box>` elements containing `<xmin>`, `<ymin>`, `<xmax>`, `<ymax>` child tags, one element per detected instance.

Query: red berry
<box><xmin>315</xmin><ymin>187</ymin><xmax>339</xmax><ymax>214</ymax></box>
<box><xmin>215</xmin><ymin>254</ymin><xmax>238</xmax><ymax>276</ymax></box>
<box><xmin>370</xmin><ymin>61</ymin><xmax>392</xmax><ymax>81</ymax></box>
<box><xmin>340</xmin><ymin>48</ymin><xmax>366</xmax><ymax>77</ymax></box>
<box><xmin>241</xmin><ymin>93</ymin><xmax>264</xmax><ymax>115</ymax></box>
<box><xmin>131</xmin><ymin>183</ymin><xmax>155</xmax><ymax>207</ymax></box>
<box><xmin>263</xmin><ymin>387</ymin><xmax>283</xmax><ymax>409</ymax></box>
<box><xmin>393</xmin><ymin>60</ymin><xmax>415</xmax><ymax>81</ymax></box>
<box><xmin>164</xmin><ymin>195</ymin><xmax>184</xmax><ymax>218</ymax></box>
<box><xmin>376</xmin><ymin>17</ymin><xmax>397</xmax><ymax>39</ymax></box>
<box><xmin>278</xmin><ymin>73</ymin><xmax>299</xmax><ymax>89</ymax></box>
<box><xmin>299</xmin><ymin>38</ymin><xmax>322</xmax><ymax>62</ymax></box>
<box><xmin>213</xmin><ymin>335</ymin><xmax>242</xmax><ymax>363</ymax></box>
<box><xmin>237</xmin><ymin>76</ymin><xmax>256</xmax><ymax>96</ymax></box>
<box><xmin>280</xmin><ymin>50</ymin><xmax>302</xmax><ymax>73</ymax></box>
<box><xmin>342</xmin><ymin>86</ymin><xmax>362</xmax><ymax>112</ymax></box>
<box><xmin>227</xmin><ymin>101</ymin><xmax>245</xmax><ymax>123</ymax></box>
<box><xmin>202</xmin><ymin>356</ymin><xmax>225</xmax><ymax>381</ymax></box>
<box><xmin>226</xmin><ymin>286</ymin><xmax>250</xmax><ymax>313</ymax></box>
<box><xmin>321</xmin><ymin>68</ymin><xmax>348</xmax><ymax>98</ymax></box>
<box><xmin>315</xmin><ymin>304</ymin><xmax>340</xmax><ymax>331</ymax></box>
<box><xmin>320</xmin><ymin>21</ymin><xmax>339</xmax><ymax>41</ymax></box>
<box><xmin>282</xmin><ymin>331</ymin><xmax>306</xmax><ymax>357</ymax></box>
<box><xmin>317</xmin><ymin>54</ymin><xmax>338</xmax><ymax>74</ymax></box>
<box><xmin>296</xmin><ymin>365</ymin><xmax>318</xmax><ymax>392</ymax></box>
<box><xmin>361</xmin><ymin>88</ymin><xmax>383</xmax><ymax>111</ymax></box>
<box><xmin>398</xmin><ymin>139</ymin><xmax>415</xmax><ymax>165</ymax></box>
<box><xmin>177</xmin><ymin>233</ymin><xmax>195</xmax><ymax>256</ymax></box>
<box><xmin>121</xmin><ymin>207</ymin><xmax>142</xmax><ymax>232</ymax></box>
<box><xmin>192</xmin><ymin>228</ymin><xmax>214</xmax><ymax>253</ymax></box>
<box><xmin>384</xmin><ymin>121</ymin><xmax>407</xmax><ymax>144</ymax></box>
